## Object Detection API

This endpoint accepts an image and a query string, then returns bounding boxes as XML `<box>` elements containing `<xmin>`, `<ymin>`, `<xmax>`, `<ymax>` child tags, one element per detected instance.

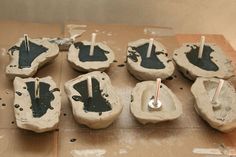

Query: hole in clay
<box><xmin>19</xmin><ymin>108</ymin><xmax>23</xmax><ymax>111</ymax></box>
<box><xmin>113</xmin><ymin>60</ymin><xmax>117</xmax><ymax>63</ymax></box>
<box><xmin>63</xmin><ymin>113</ymin><xmax>67</xmax><ymax>116</ymax></box>
<box><xmin>11</xmin><ymin>121</ymin><xmax>14</xmax><ymax>124</ymax></box>
<box><xmin>2</xmin><ymin>103</ymin><xmax>6</xmax><ymax>107</ymax></box>
<box><xmin>180</xmin><ymin>87</ymin><xmax>183</xmax><ymax>90</ymax></box>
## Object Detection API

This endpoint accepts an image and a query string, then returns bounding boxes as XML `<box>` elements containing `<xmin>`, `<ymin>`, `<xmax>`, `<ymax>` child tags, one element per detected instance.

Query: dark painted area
<box><xmin>9</xmin><ymin>41</ymin><xmax>48</xmax><ymax>69</ymax></box>
<box><xmin>117</xmin><ymin>64</ymin><xmax>125</xmax><ymax>67</ymax></box>
<box><xmin>50</xmin><ymin>88</ymin><xmax>60</xmax><ymax>93</ymax></box>
<box><xmin>166</xmin><ymin>76</ymin><xmax>174</xmax><ymax>80</ymax></box>
<box><xmin>26</xmin><ymin>81</ymin><xmax>55</xmax><ymax>118</ymax></box>
<box><xmin>74</xmin><ymin>42</ymin><xmax>108</xmax><ymax>62</ymax></box>
<box><xmin>127</xmin><ymin>43</ymin><xmax>165</xmax><ymax>69</ymax></box>
<box><xmin>186</xmin><ymin>45</ymin><xmax>219</xmax><ymax>71</ymax></box>
<box><xmin>14</xmin><ymin>104</ymin><xmax>20</xmax><ymax>108</ymax></box>
<box><xmin>15</xmin><ymin>91</ymin><xmax>22</xmax><ymax>96</ymax></box>
<box><xmin>72</xmin><ymin>78</ymin><xmax>111</xmax><ymax>115</ymax></box>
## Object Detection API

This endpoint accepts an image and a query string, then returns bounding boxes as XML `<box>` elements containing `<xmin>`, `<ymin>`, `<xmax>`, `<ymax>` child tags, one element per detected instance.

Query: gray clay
<box><xmin>64</xmin><ymin>71</ymin><xmax>123</xmax><ymax>129</ymax></box>
<box><xmin>191</xmin><ymin>77</ymin><xmax>236</xmax><ymax>132</ymax></box>
<box><xmin>130</xmin><ymin>81</ymin><xmax>182</xmax><ymax>124</ymax></box>
<box><xmin>126</xmin><ymin>39</ymin><xmax>175</xmax><ymax>81</ymax></box>
<box><xmin>173</xmin><ymin>43</ymin><xmax>234</xmax><ymax>80</ymax></box>
<box><xmin>13</xmin><ymin>76</ymin><xmax>61</xmax><ymax>133</ymax></box>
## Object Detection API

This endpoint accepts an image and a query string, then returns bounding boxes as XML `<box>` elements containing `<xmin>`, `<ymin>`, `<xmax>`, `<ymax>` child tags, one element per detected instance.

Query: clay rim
<box><xmin>191</xmin><ymin>77</ymin><xmax>236</xmax><ymax>127</ymax></box>
<box><xmin>126</xmin><ymin>39</ymin><xmax>175</xmax><ymax>78</ymax></box>
<box><xmin>68</xmin><ymin>41</ymin><xmax>115</xmax><ymax>71</ymax></box>
<box><xmin>173</xmin><ymin>43</ymin><xmax>234</xmax><ymax>79</ymax></box>
<box><xmin>13</xmin><ymin>76</ymin><xmax>61</xmax><ymax>131</ymax></box>
<box><xmin>130</xmin><ymin>81</ymin><xmax>182</xmax><ymax>122</ymax></box>
<box><xmin>6</xmin><ymin>38</ymin><xmax>59</xmax><ymax>77</ymax></box>
<box><xmin>64</xmin><ymin>71</ymin><xmax>122</xmax><ymax>123</ymax></box>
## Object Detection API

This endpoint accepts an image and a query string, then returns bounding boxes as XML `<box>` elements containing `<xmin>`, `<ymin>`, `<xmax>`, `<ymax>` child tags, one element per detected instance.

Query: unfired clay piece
<box><xmin>126</xmin><ymin>39</ymin><xmax>175</xmax><ymax>81</ymax></box>
<box><xmin>173</xmin><ymin>43</ymin><xmax>234</xmax><ymax>80</ymax></box>
<box><xmin>6</xmin><ymin>37</ymin><xmax>59</xmax><ymax>79</ymax></box>
<box><xmin>64</xmin><ymin>71</ymin><xmax>123</xmax><ymax>129</ymax></box>
<box><xmin>191</xmin><ymin>77</ymin><xmax>236</xmax><ymax>132</ymax></box>
<box><xmin>68</xmin><ymin>41</ymin><xmax>115</xmax><ymax>72</ymax></box>
<box><xmin>130</xmin><ymin>81</ymin><xmax>182</xmax><ymax>124</ymax></box>
<box><xmin>13</xmin><ymin>76</ymin><xmax>61</xmax><ymax>133</ymax></box>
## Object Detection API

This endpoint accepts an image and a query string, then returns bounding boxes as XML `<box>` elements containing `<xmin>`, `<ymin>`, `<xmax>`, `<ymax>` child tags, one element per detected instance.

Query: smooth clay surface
<box><xmin>6</xmin><ymin>37</ymin><xmax>59</xmax><ymax>79</ymax></box>
<box><xmin>191</xmin><ymin>77</ymin><xmax>236</xmax><ymax>132</ymax></box>
<box><xmin>13</xmin><ymin>76</ymin><xmax>61</xmax><ymax>133</ymax></box>
<box><xmin>130</xmin><ymin>81</ymin><xmax>182</xmax><ymax>124</ymax></box>
<box><xmin>64</xmin><ymin>71</ymin><xmax>123</xmax><ymax>129</ymax></box>
<box><xmin>173</xmin><ymin>43</ymin><xmax>234</xmax><ymax>80</ymax></box>
<box><xmin>126</xmin><ymin>39</ymin><xmax>175</xmax><ymax>81</ymax></box>
<box><xmin>68</xmin><ymin>41</ymin><xmax>115</xmax><ymax>72</ymax></box>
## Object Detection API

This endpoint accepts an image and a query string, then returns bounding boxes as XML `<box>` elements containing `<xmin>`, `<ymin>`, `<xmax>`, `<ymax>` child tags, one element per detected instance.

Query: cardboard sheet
<box><xmin>0</xmin><ymin>21</ymin><xmax>235</xmax><ymax>157</ymax></box>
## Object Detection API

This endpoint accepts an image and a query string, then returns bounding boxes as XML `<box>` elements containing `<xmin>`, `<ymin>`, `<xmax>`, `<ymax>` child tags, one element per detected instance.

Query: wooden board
<box><xmin>0</xmin><ymin>21</ymin><xmax>235</xmax><ymax>157</ymax></box>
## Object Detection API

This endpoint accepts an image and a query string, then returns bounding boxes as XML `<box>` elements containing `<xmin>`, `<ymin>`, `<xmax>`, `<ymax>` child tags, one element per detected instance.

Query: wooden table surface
<box><xmin>0</xmin><ymin>21</ymin><xmax>235</xmax><ymax>157</ymax></box>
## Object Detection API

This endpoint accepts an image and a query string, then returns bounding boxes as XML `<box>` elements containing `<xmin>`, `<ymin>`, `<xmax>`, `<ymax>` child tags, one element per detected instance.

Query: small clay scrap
<box><xmin>173</xmin><ymin>43</ymin><xmax>234</xmax><ymax>80</ymax></box>
<box><xmin>130</xmin><ymin>81</ymin><xmax>182</xmax><ymax>124</ymax></box>
<box><xmin>68</xmin><ymin>41</ymin><xmax>115</xmax><ymax>72</ymax></box>
<box><xmin>191</xmin><ymin>77</ymin><xmax>236</xmax><ymax>132</ymax></box>
<box><xmin>46</xmin><ymin>34</ymin><xmax>81</xmax><ymax>51</ymax></box>
<box><xmin>47</xmin><ymin>37</ymin><xmax>74</xmax><ymax>51</ymax></box>
<box><xmin>126</xmin><ymin>39</ymin><xmax>175</xmax><ymax>81</ymax></box>
<box><xmin>6</xmin><ymin>37</ymin><xmax>59</xmax><ymax>79</ymax></box>
<box><xmin>13</xmin><ymin>76</ymin><xmax>61</xmax><ymax>133</ymax></box>
<box><xmin>64</xmin><ymin>71</ymin><xmax>122</xmax><ymax>129</ymax></box>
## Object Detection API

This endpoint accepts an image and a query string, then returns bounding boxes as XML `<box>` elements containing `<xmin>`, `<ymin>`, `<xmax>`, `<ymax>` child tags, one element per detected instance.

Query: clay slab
<box><xmin>130</xmin><ymin>81</ymin><xmax>182</xmax><ymax>124</ymax></box>
<box><xmin>191</xmin><ymin>77</ymin><xmax>236</xmax><ymax>132</ymax></box>
<box><xmin>64</xmin><ymin>71</ymin><xmax>123</xmax><ymax>129</ymax></box>
<box><xmin>13</xmin><ymin>76</ymin><xmax>61</xmax><ymax>133</ymax></box>
<box><xmin>6</xmin><ymin>37</ymin><xmax>59</xmax><ymax>79</ymax></box>
<box><xmin>126</xmin><ymin>39</ymin><xmax>175</xmax><ymax>81</ymax></box>
<box><xmin>173</xmin><ymin>43</ymin><xmax>234</xmax><ymax>80</ymax></box>
<box><xmin>68</xmin><ymin>41</ymin><xmax>115</xmax><ymax>72</ymax></box>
